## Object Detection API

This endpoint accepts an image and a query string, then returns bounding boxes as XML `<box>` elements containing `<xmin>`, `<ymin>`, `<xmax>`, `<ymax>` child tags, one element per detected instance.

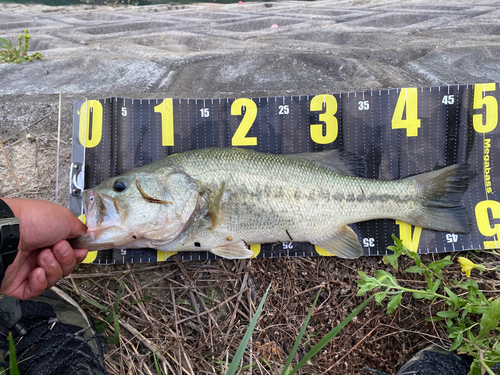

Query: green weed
<box><xmin>0</xmin><ymin>29</ymin><xmax>42</xmax><ymax>64</ymax></box>
<box><xmin>357</xmin><ymin>235</ymin><xmax>500</xmax><ymax>375</ymax></box>
<box><xmin>80</xmin><ymin>277</ymin><xmax>125</xmax><ymax>345</ymax></box>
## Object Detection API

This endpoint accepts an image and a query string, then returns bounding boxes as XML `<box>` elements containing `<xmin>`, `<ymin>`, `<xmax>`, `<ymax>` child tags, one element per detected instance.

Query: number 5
<box><xmin>473</xmin><ymin>83</ymin><xmax>498</xmax><ymax>134</ymax></box>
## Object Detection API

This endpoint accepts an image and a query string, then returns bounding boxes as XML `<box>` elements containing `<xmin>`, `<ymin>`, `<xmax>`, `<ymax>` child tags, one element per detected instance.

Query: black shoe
<box><xmin>364</xmin><ymin>345</ymin><xmax>474</xmax><ymax>375</ymax></box>
<box><xmin>395</xmin><ymin>345</ymin><xmax>474</xmax><ymax>375</ymax></box>
<box><xmin>0</xmin><ymin>286</ymin><xmax>108</xmax><ymax>375</ymax></box>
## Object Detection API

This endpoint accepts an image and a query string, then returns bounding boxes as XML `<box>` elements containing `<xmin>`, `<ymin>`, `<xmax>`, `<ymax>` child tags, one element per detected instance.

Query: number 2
<box><xmin>231</xmin><ymin>98</ymin><xmax>258</xmax><ymax>146</ymax></box>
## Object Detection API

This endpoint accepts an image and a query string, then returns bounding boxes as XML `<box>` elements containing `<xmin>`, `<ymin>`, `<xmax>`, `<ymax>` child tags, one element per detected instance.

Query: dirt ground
<box><xmin>1</xmin><ymin>99</ymin><xmax>499</xmax><ymax>375</ymax></box>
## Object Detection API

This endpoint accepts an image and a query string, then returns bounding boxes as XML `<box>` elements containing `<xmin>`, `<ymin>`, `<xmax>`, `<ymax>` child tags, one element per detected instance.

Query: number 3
<box><xmin>310</xmin><ymin>95</ymin><xmax>338</xmax><ymax>144</ymax></box>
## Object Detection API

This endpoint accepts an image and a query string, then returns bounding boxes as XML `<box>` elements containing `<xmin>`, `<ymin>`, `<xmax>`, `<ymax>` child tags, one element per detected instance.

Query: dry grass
<box><xmin>2</xmin><ymin>106</ymin><xmax>500</xmax><ymax>374</ymax></box>
<box><xmin>57</xmin><ymin>253</ymin><xmax>500</xmax><ymax>375</ymax></box>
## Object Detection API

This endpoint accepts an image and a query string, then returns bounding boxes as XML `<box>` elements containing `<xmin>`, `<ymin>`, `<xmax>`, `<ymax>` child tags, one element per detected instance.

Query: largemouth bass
<box><xmin>71</xmin><ymin>147</ymin><xmax>471</xmax><ymax>259</ymax></box>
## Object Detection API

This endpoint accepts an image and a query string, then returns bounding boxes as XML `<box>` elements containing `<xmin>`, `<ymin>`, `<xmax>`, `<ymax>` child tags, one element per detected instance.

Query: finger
<box><xmin>22</xmin><ymin>268</ymin><xmax>48</xmax><ymax>300</ymax></box>
<box><xmin>38</xmin><ymin>248</ymin><xmax>63</xmax><ymax>288</ymax></box>
<box><xmin>52</xmin><ymin>241</ymin><xmax>77</xmax><ymax>277</ymax></box>
<box><xmin>66</xmin><ymin>211</ymin><xmax>88</xmax><ymax>239</ymax></box>
<box><xmin>74</xmin><ymin>248</ymin><xmax>89</xmax><ymax>264</ymax></box>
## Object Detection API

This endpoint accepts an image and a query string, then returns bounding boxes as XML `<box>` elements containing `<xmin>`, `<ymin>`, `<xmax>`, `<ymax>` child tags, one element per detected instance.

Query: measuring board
<box><xmin>69</xmin><ymin>83</ymin><xmax>499</xmax><ymax>265</ymax></box>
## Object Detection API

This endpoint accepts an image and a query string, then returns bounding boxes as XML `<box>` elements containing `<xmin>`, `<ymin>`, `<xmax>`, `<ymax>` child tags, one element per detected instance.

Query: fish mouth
<box><xmin>75</xmin><ymin>189</ymin><xmax>129</xmax><ymax>250</ymax></box>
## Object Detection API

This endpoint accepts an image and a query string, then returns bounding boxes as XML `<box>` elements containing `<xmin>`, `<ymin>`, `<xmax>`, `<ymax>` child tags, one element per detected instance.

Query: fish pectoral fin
<box><xmin>315</xmin><ymin>226</ymin><xmax>363</xmax><ymax>259</ymax></box>
<box><xmin>211</xmin><ymin>241</ymin><xmax>254</xmax><ymax>259</ymax></box>
<box><xmin>208</xmin><ymin>181</ymin><xmax>227</xmax><ymax>230</ymax></box>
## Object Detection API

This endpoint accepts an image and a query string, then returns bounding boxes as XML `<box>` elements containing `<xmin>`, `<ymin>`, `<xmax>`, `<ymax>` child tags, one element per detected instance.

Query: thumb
<box><xmin>66</xmin><ymin>212</ymin><xmax>87</xmax><ymax>239</ymax></box>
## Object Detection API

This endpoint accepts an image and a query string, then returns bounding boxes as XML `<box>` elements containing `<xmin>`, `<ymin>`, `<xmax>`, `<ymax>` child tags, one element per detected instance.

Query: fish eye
<box><xmin>113</xmin><ymin>179</ymin><xmax>128</xmax><ymax>192</ymax></box>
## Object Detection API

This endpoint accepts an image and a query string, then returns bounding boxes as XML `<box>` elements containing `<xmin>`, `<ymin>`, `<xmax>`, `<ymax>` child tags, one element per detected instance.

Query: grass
<box><xmin>0</xmin><ymin>29</ymin><xmax>42</xmax><ymax>64</ymax></box>
<box><xmin>54</xmin><ymin>252</ymin><xmax>495</xmax><ymax>374</ymax></box>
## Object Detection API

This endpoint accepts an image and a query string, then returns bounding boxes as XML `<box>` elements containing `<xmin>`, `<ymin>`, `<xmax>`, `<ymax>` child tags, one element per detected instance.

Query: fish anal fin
<box><xmin>208</xmin><ymin>181</ymin><xmax>227</xmax><ymax>230</ymax></box>
<box><xmin>315</xmin><ymin>226</ymin><xmax>363</xmax><ymax>259</ymax></box>
<box><xmin>211</xmin><ymin>241</ymin><xmax>254</xmax><ymax>259</ymax></box>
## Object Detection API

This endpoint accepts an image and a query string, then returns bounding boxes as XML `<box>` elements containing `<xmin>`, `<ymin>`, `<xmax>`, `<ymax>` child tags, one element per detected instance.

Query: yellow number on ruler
<box><xmin>392</xmin><ymin>88</ymin><xmax>421</xmax><ymax>137</ymax></box>
<box><xmin>157</xmin><ymin>250</ymin><xmax>177</xmax><ymax>261</ymax></box>
<box><xmin>154</xmin><ymin>99</ymin><xmax>174</xmax><ymax>146</ymax></box>
<box><xmin>250</xmin><ymin>244</ymin><xmax>261</xmax><ymax>258</ymax></box>
<box><xmin>475</xmin><ymin>200</ymin><xmax>500</xmax><ymax>249</ymax></box>
<box><xmin>473</xmin><ymin>83</ymin><xmax>498</xmax><ymax>133</ymax></box>
<box><xmin>315</xmin><ymin>245</ymin><xmax>334</xmax><ymax>257</ymax></box>
<box><xmin>78</xmin><ymin>100</ymin><xmax>103</xmax><ymax>148</ymax></box>
<box><xmin>310</xmin><ymin>94</ymin><xmax>338</xmax><ymax>144</ymax></box>
<box><xmin>77</xmin><ymin>214</ymin><xmax>98</xmax><ymax>263</ymax></box>
<box><xmin>231</xmin><ymin>98</ymin><xmax>258</xmax><ymax>146</ymax></box>
<box><xmin>396</xmin><ymin>221</ymin><xmax>422</xmax><ymax>252</ymax></box>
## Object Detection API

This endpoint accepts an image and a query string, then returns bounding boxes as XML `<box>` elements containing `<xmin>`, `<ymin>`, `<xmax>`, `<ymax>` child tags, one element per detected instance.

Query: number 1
<box><xmin>154</xmin><ymin>99</ymin><xmax>174</xmax><ymax>146</ymax></box>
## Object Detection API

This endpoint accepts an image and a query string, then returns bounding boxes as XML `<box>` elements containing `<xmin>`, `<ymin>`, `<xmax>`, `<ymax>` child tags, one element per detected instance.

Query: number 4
<box><xmin>392</xmin><ymin>88</ymin><xmax>421</xmax><ymax>137</ymax></box>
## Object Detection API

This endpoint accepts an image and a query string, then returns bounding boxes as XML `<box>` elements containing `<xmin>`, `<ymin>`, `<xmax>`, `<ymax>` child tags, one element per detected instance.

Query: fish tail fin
<box><xmin>406</xmin><ymin>163</ymin><xmax>472</xmax><ymax>234</ymax></box>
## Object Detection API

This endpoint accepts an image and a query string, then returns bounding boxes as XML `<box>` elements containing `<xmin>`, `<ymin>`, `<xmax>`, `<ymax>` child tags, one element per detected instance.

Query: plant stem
<box><xmin>478</xmin><ymin>358</ymin><xmax>496</xmax><ymax>375</ymax></box>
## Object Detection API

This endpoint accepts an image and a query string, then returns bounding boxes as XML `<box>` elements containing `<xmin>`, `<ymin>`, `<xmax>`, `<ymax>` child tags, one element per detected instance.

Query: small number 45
<box><xmin>442</xmin><ymin>95</ymin><xmax>455</xmax><ymax>105</ymax></box>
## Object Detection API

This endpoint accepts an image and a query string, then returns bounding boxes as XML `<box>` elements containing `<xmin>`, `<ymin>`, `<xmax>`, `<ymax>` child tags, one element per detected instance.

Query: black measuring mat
<box><xmin>69</xmin><ymin>84</ymin><xmax>500</xmax><ymax>264</ymax></box>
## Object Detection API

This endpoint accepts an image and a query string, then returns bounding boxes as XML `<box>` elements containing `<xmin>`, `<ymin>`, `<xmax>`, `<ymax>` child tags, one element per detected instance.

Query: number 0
<box><xmin>79</xmin><ymin>100</ymin><xmax>103</xmax><ymax>148</ymax></box>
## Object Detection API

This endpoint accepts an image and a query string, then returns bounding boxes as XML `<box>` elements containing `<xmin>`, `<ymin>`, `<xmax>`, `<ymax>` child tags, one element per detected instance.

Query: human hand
<box><xmin>0</xmin><ymin>198</ymin><xmax>88</xmax><ymax>300</ymax></box>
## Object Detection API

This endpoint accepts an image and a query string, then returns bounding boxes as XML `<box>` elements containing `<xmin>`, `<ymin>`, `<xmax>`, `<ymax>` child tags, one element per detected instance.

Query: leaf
<box><xmin>404</xmin><ymin>265</ymin><xmax>426</xmax><ymax>273</ymax></box>
<box><xmin>477</xmin><ymin>296</ymin><xmax>500</xmax><ymax>340</ymax></box>
<box><xmin>431</xmin><ymin>279</ymin><xmax>441</xmax><ymax>293</ymax></box>
<box><xmin>288</xmin><ymin>296</ymin><xmax>373</xmax><ymax>375</ymax></box>
<box><xmin>0</xmin><ymin>37</ymin><xmax>9</xmax><ymax>46</ymax></box>
<box><xmin>9</xmin><ymin>332</ymin><xmax>20</xmax><ymax>375</ymax></box>
<box><xmin>436</xmin><ymin>310</ymin><xmax>459</xmax><ymax>318</ymax></box>
<box><xmin>391</xmin><ymin>234</ymin><xmax>403</xmax><ymax>249</ymax></box>
<box><xmin>357</xmin><ymin>271</ymin><xmax>369</xmax><ymax>281</ymax></box>
<box><xmin>374</xmin><ymin>291</ymin><xmax>388</xmax><ymax>304</ymax></box>
<box><xmin>428</xmin><ymin>257</ymin><xmax>453</xmax><ymax>273</ymax></box>
<box><xmin>413</xmin><ymin>292</ymin><xmax>426</xmax><ymax>299</ymax></box>
<box><xmin>281</xmin><ymin>288</ymin><xmax>322</xmax><ymax>375</ymax></box>
<box><xmin>374</xmin><ymin>270</ymin><xmax>398</xmax><ymax>287</ymax></box>
<box><xmin>226</xmin><ymin>283</ymin><xmax>272</xmax><ymax>375</ymax></box>
<box><xmin>81</xmin><ymin>294</ymin><xmax>108</xmax><ymax>310</ymax></box>
<box><xmin>449</xmin><ymin>331</ymin><xmax>463</xmax><ymax>351</ymax></box>
<box><xmin>387</xmin><ymin>293</ymin><xmax>402</xmax><ymax>314</ymax></box>
<box><xmin>467</xmin><ymin>359</ymin><xmax>483</xmax><ymax>375</ymax></box>
<box><xmin>383</xmin><ymin>252</ymin><xmax>400</xmax><ymax>269</ymax></box>
<box><xmin>444</xmin><ymin>287</ymin><xmax>460</xmax><ymax>308</ymax></box>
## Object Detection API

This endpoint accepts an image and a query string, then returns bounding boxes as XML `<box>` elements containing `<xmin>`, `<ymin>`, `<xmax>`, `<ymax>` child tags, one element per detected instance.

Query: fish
<box><xmin>71</xmin><ymin>147</ymin><xmax>472</xmax><ymax>259</ymax></box>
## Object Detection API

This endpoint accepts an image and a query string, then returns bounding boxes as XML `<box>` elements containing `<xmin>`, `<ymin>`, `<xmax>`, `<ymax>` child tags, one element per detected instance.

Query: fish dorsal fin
<box><xmin>211</xmin><ymin>241</ymin><xmax>254</xmax><ymax>259</ymax></box>
<box><xmin>208</xmin><ymin>181</ymin><xmax>228</xmax><ymax>230</ymax></box>
<box><xmin>290</xmin><ymin>149</ymin><xmax>365</xmax><ymax>177</ymax></box>
<box><xmin>315</xmin><ymin>225</ymin><xmax>363</xmax><ymax>259</ymax></box>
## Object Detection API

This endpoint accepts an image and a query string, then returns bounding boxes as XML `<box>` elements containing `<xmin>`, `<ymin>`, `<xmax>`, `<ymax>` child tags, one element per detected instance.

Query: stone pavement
<box><xmin>1</xmin><ymin>0</ymin><xmax>500</xmax><ymax>101</ymax></box>
<box><xmin>0</xmin><ymin>0</ymin><xmax>499</xmax><ymax>199</ymax></box>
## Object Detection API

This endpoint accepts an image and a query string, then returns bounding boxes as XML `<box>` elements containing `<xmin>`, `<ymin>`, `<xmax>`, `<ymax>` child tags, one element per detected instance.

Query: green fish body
<box><xmin>72</xmin><ymin>147</ymin><xmax>471</xmax><ymax>259</ymax></box>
